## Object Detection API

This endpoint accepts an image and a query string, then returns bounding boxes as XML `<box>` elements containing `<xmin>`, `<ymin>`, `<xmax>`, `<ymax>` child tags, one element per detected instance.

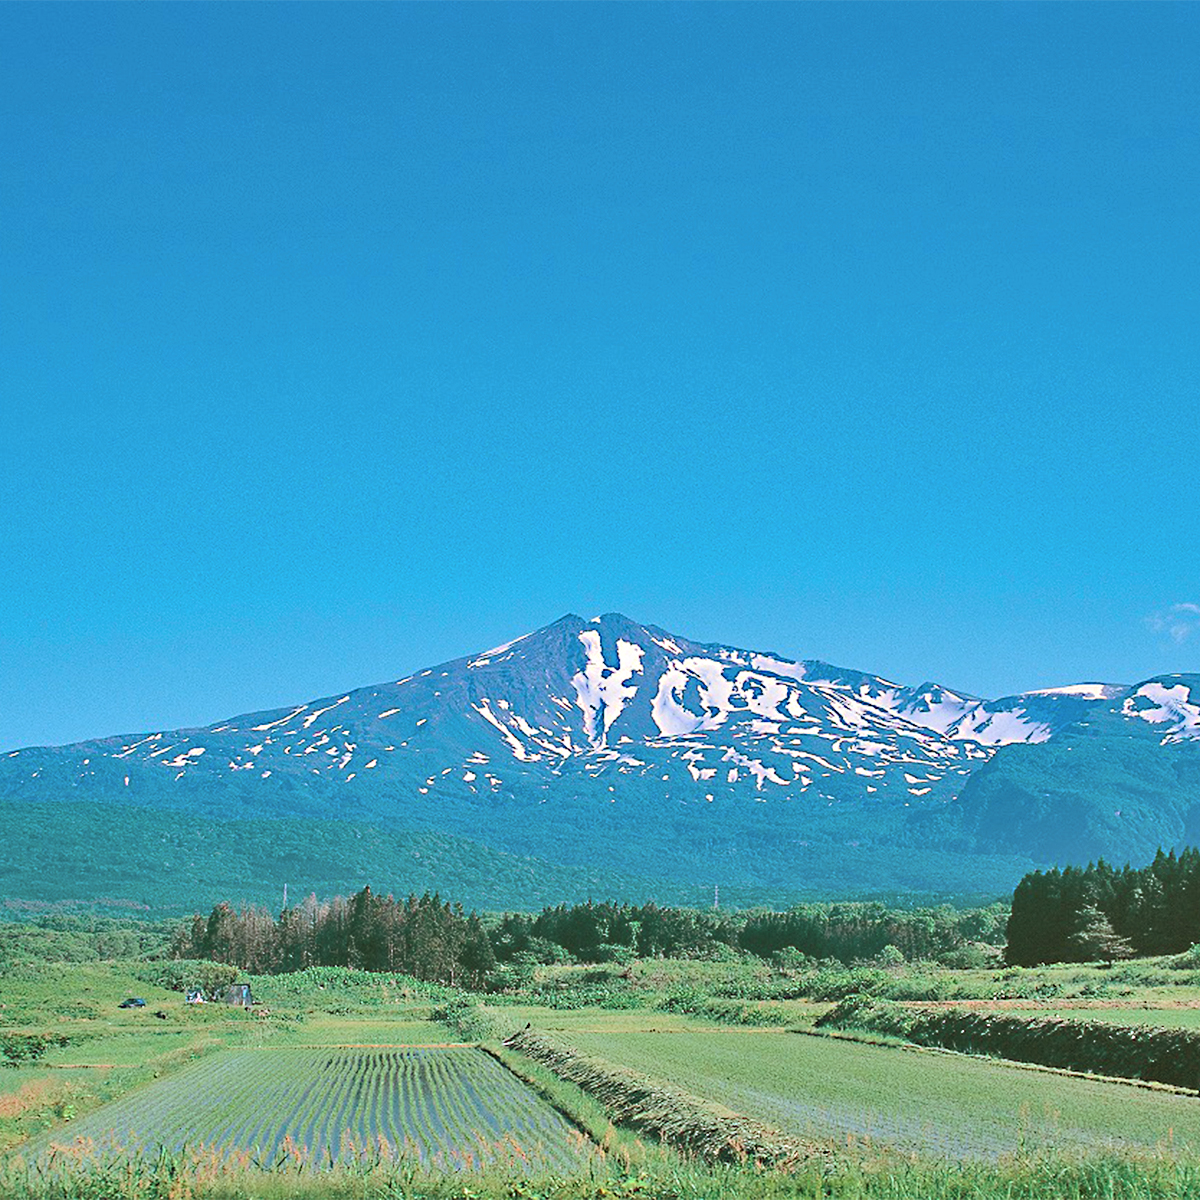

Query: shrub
<box><xmin>655</xmin><ymin>988</ymin><xmax>790</xmax><ymax>1026</ymax></box>
<box><xmin>771</xmin><ymin>946</ymin><xmax>812</xmax><ymax>972</ymax></box>
<box><xmin>1170</xmin><ymin>943</ymin><xmax>1200</xmax><ymax>970</ymax></box>
<box><xmin>803</xmin><ymin>966</ymin><xmax>890</xmax><ymax>1001</ymax></box>
<box><xmin>134</xmin><ymin>959</ymin><xmax>239</xmax><ymax>994</ymax></box>
<box><xmin>816</xmin><ymin>994</ymin><xmax>914</xmax><ymax>1038</ymax></box>
<box><xmin>0</xmin><ymin>1032</ymin><xmax>69</xmax><ymax>1067</ymax></box>
<box><xmin>430</xmin><ymin>998</ymin><xmax>507</xmax><ymax>1041</ymax></box>
<box><xmin>591</xmin><ymin>943</ymin><xmax>636</xmax><ymax>965</ymax></box>
<box><xmin>885</xmin><ymin>973</ymin><xmax>958</xmax><ymax>1002</ymax></box>
<box><xmin>875</xmin><ymin>944</ymin><xmax>906</xmax><ymax>968</ymax></box>
<box><xmin>934</xmin><ymin>942</ymin><xmax>998</xmax><ymax>970</ymax></box>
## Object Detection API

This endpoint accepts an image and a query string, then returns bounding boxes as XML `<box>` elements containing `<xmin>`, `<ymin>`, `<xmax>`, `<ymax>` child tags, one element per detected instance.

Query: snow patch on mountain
<box><xmin>949</xmin><ymin>707</ymin><xmax>1051</xmax><ymax>746</ymax></box>
<box><xmin>468</xmin><ymin>629</ymin><xmax>536</xmax><ymax>668</ymax></box>
<box><xmin>472</xmin><ymin>699</ymin><xmax>539</xmax><ymax>762</ymax></box>
<box><xmin>571</xmin><ymin>633</ymin><xmax>644</xmax><ymax>747</ymax></box>
<box><xmin>1123</xmin><ymin>680</ymin><xmax>1200</xmax><ymax>743</ymax></box>
<box><xmin>892</xmin><ymin>685</ymin><xmax>975</xmax><ymax>735</ymax></box>
<box><xmin>1024</xmin><ymin>683</ymin><xmax>1125</xmax><ymax>700</ymax></box>
<box><xmin>5</xmin><ymin>613</ymin><xmax>1184</xmax><ymax>823</ymax></box>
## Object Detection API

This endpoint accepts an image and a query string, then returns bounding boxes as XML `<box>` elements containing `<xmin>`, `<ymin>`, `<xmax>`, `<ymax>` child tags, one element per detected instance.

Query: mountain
<box><xmin>2</xmin><ymin>613</ymin><xmax>1198</xmax><ymax>912</ymax></box>
<box><xmin>955</xmin><ymin>680</ymin><xmax>1200</xmax><ymax>864</ymax></box>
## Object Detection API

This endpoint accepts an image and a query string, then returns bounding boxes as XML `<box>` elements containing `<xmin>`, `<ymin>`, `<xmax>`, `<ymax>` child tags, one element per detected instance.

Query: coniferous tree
<box><xmin>1067</xmin><ymin>904</ymin><xmax>1134</xmax><ymax>963</ymax></box>
<box><xmin>1006</xmin><ymin>847</ymin><xmax>1200</xmax><ymax>964</ymax></box>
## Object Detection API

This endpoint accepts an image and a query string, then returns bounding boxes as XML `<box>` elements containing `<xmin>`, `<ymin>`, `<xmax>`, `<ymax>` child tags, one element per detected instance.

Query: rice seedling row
<box><xmin>36</xmin><ymin>1047</ymin><xmax>588</xmax><ymax>1171</ymax></box>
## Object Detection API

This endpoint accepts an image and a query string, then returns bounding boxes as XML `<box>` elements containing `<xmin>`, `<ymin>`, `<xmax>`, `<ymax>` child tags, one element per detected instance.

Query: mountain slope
<box><xmin>0</xmin><ymin>612</ymin><xmax>1119</xmax><ymax>809</ymax></box>
<box><xmin>2</xmin><ymin>613</ymin><xmax>1197</xmax><ymax>909</ymax></box>
<box><xmin>954</xmin><ymin>691</ymin><xmax>1200</xmax><ymax>863</ymax></box>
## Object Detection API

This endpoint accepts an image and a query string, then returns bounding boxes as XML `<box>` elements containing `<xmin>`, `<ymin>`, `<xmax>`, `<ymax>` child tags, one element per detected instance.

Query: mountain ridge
<box><xmin>2</xmin><ymin>612</ymin><xmax>1198</xmax><ymax>910</ymax></box>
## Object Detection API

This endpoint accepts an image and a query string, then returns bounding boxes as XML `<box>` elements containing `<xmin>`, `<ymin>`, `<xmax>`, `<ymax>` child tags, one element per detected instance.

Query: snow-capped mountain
<box><xmin>0</xmin><ymin>612</ymin><xmax>1125</xmax><ymax>801</ymax></box>
<box><xmin>2</xmin><ymin>613</ymin><xmax>1198</xmax><ymax>906</ymax></box>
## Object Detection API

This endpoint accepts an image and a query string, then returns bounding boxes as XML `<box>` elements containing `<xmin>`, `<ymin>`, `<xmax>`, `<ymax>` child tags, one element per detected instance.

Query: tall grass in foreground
<box><xmin>2</xmin><ymin>1145</ymin><xmax>1200</xmax><ymax>1200</ymax></box>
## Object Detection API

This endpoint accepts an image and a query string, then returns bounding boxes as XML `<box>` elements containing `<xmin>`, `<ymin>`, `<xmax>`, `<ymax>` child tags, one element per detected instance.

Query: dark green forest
<box><xmin>13</xmin><ymin>846</ymin><xmax>1200</xmax><ymax>982</ymax></box>
<box><xmin>169</xmin><ymin>845</ymin><xmax>1200</xmax><ymax>980</ymax></box>
<box><xmin>1006</xmin><ymin>847</ymin><xmax>1200</xmax><ymax>964</ymax></box>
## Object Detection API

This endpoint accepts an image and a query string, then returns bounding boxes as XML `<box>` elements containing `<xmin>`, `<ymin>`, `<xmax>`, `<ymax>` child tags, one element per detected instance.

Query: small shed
<box><xmin>223</xmin><ymin>983</ymin><xmax>253</xmax><ymax>1007</ymax></box>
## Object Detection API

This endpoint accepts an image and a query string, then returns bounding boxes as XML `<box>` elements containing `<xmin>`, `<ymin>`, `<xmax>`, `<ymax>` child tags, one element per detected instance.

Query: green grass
<box><xmin>4</xmin><ymin>1145</ymin><xmax>1200</xmax><ymax>1199</ymax></box>
<box><xmin>0</xmin><ymin>960</ymin><xmax>180</xmax><ymax>1027</ymax></box>
<box><xmin>1044</xmin><ymin>1006</ymin><xmax>1200</xmax><ymax>1029</ymax></box>
<box><xmin>555</xmin><ymin>1023</ymin><xmax>1200</xmax><ymax>1159</ymax></box>
<box><xmin>9</xmin><ymin>951</ymin><xmax>1200</xmax><ymax>1196</ymax></box>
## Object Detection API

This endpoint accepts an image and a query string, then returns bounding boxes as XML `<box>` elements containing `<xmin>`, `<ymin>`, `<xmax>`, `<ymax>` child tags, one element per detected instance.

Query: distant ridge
<box><xmin>2</xmin><ymin>613</ymin><xmax>1198</xmax><ymax>911</ymax></box>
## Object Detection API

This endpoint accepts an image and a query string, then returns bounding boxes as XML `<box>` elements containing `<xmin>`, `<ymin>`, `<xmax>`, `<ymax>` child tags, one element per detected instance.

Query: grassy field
<box><xmin>1036</xmin><ymin>1005</ymin><xmax>1200</xmax><ymax>1029</ymax></box>
<box><xmin>490</xmin><ymin>998</ymin><xmax>1200</xmax><ymax>1160</ymax></box>
<box><xmin>8</xmin><ymin>949</ymin><xmax>1200</xmax><ymax>1197</ymax></box>
<box><xmin>0</xmin><ymin>962</ymin><xmax>451</xmax><ymax>1155</ymax></box>
<box><xmin>467</xmin><ymin>971</ymin><xmax>1200</xmax><ymax>1164</ymax></box>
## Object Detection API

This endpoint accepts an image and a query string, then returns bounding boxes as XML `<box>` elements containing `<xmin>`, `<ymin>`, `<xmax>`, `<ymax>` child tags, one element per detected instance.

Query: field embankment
<box><xmin>503</xmin><ymin>1027</ymin><xmax>831</xmax><ymax>1167</ymax></box>
<box><xmin>818</xmin><ymin>996</ymin><xmax>1200</xmax><ymax>1089</ymax></box>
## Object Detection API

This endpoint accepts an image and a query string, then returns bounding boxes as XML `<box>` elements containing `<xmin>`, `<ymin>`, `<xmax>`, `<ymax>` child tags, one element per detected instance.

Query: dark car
<box><xmin>118</xmin><ymin>997</ymin><xmax>147</xmax><ymax>1008</ymax></box>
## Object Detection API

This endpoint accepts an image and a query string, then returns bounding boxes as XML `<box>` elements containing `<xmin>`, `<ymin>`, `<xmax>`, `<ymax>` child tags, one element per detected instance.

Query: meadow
<box><xmin>7</xmin><ymin>928</ymin><xmax>1200</xmax><ymax>1197</ymax></box>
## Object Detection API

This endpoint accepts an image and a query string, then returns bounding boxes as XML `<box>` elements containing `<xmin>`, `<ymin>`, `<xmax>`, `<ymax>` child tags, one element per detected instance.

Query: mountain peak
<box><xmin>580</xmin><ymin>610</ymin><xmax>645</xmax><ymax>627</ymax></box>
<box><xmin>5</xmin><ymin>614</ymin><xmax>1200</xmax><ymax>908</ymax></box>
<box><xmin>586</xmin><ymin>611</ymin><xmax>658</xmax><ymax>635</ymax></box>
<box><xmin>528</xmin><ymin>612</ymin><xmax>654</xmax><ymax>637</ymax></box>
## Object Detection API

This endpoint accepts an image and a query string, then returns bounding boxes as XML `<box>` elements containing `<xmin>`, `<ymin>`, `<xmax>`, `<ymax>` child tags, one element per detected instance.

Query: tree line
<box><xmin>491</xmin><ymin>900</ymin><xmax>736</xmax><ymax>962</ymax></box>
<box><xmin>1006</xmin><ymin>848</ymin><xmax>1200</xmax><ymax>965</ymax></box>
<box><xmin>174</xmin><ymin>892</ymin><xmax>1005</xmax><ymax>982</ymax></box>
<box><xmin>510</xmin><ymin>899</ymin><xmax>1002</xmax><ymax>965</ymax></box>
<box><xmin>737</xmin><ymin>902</ymin><xmax>1004</xmax><ymax>962</ymax></box>
<box><xmin>171</xmin><ymin>889</ymin><xmax>496</xmax><ymax>987</ymax></box>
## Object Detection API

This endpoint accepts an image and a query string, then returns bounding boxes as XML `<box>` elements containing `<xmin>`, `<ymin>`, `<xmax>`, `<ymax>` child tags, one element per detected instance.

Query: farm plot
<box><xmin>561</xmin><ymin>1027</ymin><xmax>1200</xmax><ymax>1160</ymax></box>
<box><xmin>1046</xmin><ymin>1007</ymin><xmax>1200</xmax><ymax>1030</ymax></box>
<box><xmin>37</xmin><ymin>1047</ymin><xmax>589</xmax><ymax>1171</ymax></box>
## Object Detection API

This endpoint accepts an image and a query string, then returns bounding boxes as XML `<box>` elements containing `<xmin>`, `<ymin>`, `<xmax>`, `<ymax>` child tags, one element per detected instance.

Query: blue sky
<box><xmin>2</xmin><ymin>2</ymin><xmax>1198</xmax><ymax>750</ymax></box>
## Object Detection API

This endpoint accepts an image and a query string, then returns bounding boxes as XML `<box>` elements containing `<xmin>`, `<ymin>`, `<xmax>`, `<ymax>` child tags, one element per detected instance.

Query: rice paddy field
<box><xmin>10</xmin><ymin>954</ymin><xmax>1200</xmax><ymax>1198</ymax></box>
<box><xmin>30</xmin><ymin>1046</ymin><xmax>590</xmax><ymax>1171</ymax></box>
<box><xmin>527</xmin><ymin>1013</ymin><xmax>1200</xmax><ymax>1160</ymax></box>
<box><xmin>1045</xmin><ymin>1005</ymin><xmax>1200</xmax><ymax>1028</ymax></box>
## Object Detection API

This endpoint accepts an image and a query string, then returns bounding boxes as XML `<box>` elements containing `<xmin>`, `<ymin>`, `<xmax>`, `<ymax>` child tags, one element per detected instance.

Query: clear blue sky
<box><xmin>2</xmin><ymin>2</ymin><xmax>1198</xmax><ymax>750</ymax></box>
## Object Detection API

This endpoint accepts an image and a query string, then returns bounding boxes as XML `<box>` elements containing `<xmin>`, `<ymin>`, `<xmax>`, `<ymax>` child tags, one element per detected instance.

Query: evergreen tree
<box><xmin>1067</xmin><ymin>904</ymin><xmax>1134</xmax><ymax>963</ymax></box>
